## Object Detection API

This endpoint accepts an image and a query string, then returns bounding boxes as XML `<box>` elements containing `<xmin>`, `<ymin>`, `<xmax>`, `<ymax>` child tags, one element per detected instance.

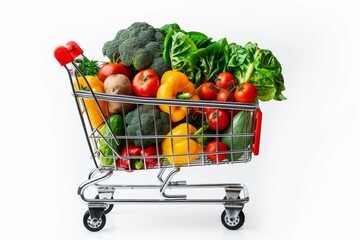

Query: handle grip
<box><xmin>53</xmin><ymin>41</ymin><xmax>83</xmax><ymax>66</ymax></box>
<box><xmin>66</xmin><ymin>41</ymin><xmax>83</xmax><ymax>58</ymax></box>
<box><xmin>54</xmin><ymin>46</ymin><xmax>74</xmax><ymax>66</ymax></box>
<box><xmin>252</xmin><ymin>108</ymin><xmax>262</xmax><ymax>155</ymax></box>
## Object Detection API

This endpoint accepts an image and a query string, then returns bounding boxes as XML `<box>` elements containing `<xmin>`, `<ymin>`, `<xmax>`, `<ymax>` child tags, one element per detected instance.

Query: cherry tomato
<box><xmin>132</xmin><ymin>69</ymin><xmax>160</xmax><ymax>97</ymax></box>
<box><xmin>215</xmin><ymin>72</ymin><xmax>235</xmax><ymax>89</ymax></box>
<box><xmin>234</xmin><ymin>83</ymin><xmax>258</xmax><ymax>103</ymax></box>
<box><xmin>216</xmin><ymin>89</ymin><xmax>235</xmax><ymax>102</ymax></box>
<box><xmin>98</xmin><ymin>62</ymin><xmax>132</xmax><ymax>82</ymax></box>
<box><xmin>205</xmin><ymin>141</ymin><xmax>228</xmax><ymax>162</ymax></box>
<box><xmin>207</xmin><ymin>109</ymin><xmax>229</xmax><ymax>131</ymax></box>
<box><xmin>198</xmin><ymin>82</ymin><xmax>218</xmax><ymax>100</ymax></box>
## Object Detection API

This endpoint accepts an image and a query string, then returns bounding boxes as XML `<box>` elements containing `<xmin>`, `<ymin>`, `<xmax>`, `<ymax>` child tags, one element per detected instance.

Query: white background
<box><xmin>1</xmin><ymin>0</ymin><xmax>359</xmax><ymax>239</ymax></box>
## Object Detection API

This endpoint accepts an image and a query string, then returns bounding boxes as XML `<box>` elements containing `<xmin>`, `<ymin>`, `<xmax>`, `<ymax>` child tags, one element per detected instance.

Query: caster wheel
<box><xmin>83</xmin><ymin>210</ymin><xmax>106</xmax><ymax>232</ymax></box>
<box><xmin>95</xmin><ymin>194</ymin><xmax>114</xmax><ymax>214</ymax></box>
<box><xmin>221</xmin><ymin>210</ymin><xmax>245</xmax><ymax>230</ymax></box>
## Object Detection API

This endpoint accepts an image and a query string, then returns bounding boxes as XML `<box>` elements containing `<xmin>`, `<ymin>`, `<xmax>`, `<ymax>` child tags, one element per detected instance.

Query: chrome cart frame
<box><xmin>54</xmin><ymin>41</ymin><xmax>262</xmax><ymax>231</ymax></box>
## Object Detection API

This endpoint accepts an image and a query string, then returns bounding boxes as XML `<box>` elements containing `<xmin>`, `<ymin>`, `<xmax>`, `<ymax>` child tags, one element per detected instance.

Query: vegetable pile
<box><xmin>75</xmin><ymin>22</ymin><xmax>286</xmax><ymax>170</ymax></box>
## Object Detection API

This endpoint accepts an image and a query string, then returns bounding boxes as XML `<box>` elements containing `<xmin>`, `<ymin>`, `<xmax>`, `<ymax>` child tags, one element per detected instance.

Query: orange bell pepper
<box><xmin>156</xmin><ymin>70</ymin><xmax>199</xmax><ymax>122</ymax></box>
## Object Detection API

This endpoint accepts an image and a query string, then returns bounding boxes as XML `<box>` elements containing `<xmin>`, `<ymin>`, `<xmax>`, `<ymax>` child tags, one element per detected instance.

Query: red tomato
<box><xmin>198</xmin><ymin>82</ymin><xmax>218</xmax><ymax>100</ymax></box>
<box><xmin>98</xmin><ymin>62</ymin><xmax>132</xmax><ymax>82</ymax></box>
<box><xmin>205</xmin><ymin>141</ymin><xmax>228</xmax><ymax>162</ymax></box>
<box><xmin>215</xmin><ymin>72</ymin><xmax>235</xmax><ymax>89</ymax></box>
<box><xmin>192</xmin><ymin>107</ymin><xmax>214</xmax><ymax>119</ymax></box>
<box><xmin>207</xmin><ymin>109</ymin><xmax>229</xmax><ymax>131</ymax></box>
<box><xmin>234</xmin><ymin>83</ymin><xmax>258</xmax><ymax>103</ymax></box>
<box><xmin>216</xmin><ymin>89</ymin><xmax>235</xmax><ymax>102</ymax></box>
<box><xmin>132</xmin><ymin>69</ymin><xmax>160</xmax><ymax>97</ymax></box>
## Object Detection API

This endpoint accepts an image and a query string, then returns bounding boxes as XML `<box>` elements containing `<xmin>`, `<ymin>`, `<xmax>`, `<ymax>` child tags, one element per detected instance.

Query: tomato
<box><xmin>132</xmin><ymin>69</ymin><xmax>160</xmax><ymax>97</ymax></box>
<box><xmin>98</xmin><ymin>62</ymin><xmax>132</xmax><ymax>82</ymax></box>
<box><xmin>234</xmin><ymin>83</ymin><xmax>258</xmax><ymax>103</ymax></box>
<box><xmin>216</xmin><ymin>89</ymin><xmax>235</xmax><ymax>102</ymax></box>
<box><xmin>191</xmin><ymin>106</ymin><xmax>214</xmax><ymax>119</ymax></box>
<box><xmin>198</xmin><ymin>82</ymin><xmax>218</xmax><ymax>100</ymax></box>
<box><xmin>205</xmin><ymin>141</ymin><xmax>228</xmax><ymax>162</ymax></box>
<box><xmin>215</xmin><ymin>72</ymin><xmax>235</xmax><ymax>89</ymax></box>
<box><xmin>207</xmin><ymin>109</ymin><xmax>229</xmax><ymax>131</ymax></box>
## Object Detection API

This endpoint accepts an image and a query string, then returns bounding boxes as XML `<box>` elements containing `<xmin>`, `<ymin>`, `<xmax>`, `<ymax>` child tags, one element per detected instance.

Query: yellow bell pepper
<box><xmin>74</xmin><ymin>75</ymin><xmax>108</xmax><ymax>129</ymax></box>
<box><xmin>156</xmin><ymin>70</ymin><xmax>199</xmax><ymax>122</ymax></box>
<box><xmin>161</xmin><ymin>123</ymin><xmax>202</xmax><ymax>165</ymax></box>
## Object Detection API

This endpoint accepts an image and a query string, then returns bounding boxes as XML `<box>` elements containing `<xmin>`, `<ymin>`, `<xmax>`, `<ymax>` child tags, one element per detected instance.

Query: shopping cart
<box><xmin>54</xmin><ymin>41</ymin><xmax>262</xmax><ymax>232</ymax></box>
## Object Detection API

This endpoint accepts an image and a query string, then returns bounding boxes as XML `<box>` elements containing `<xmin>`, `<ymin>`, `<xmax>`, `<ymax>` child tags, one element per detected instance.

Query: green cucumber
<box><xmin>221</xmin><ymin>111</ymin><xmax>253</xmax><ymax>160</ymax></box>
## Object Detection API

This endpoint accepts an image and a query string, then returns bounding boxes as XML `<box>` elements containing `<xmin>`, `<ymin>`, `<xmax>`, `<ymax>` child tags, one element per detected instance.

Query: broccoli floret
<box><xmin>145</xmin><ymin>42</ymin><xmax>161</xmax><ymax>58</ymax></box>
<box><xmin>155</xmin><ymin>29</ymin><xmax>165</xmax><ymax>44</ymax></box>
<box><xmin>125</xmin><ymin>105</ymin><xmax>170</xmax><ymax>147</ymax></box>
<box><xmin>148</xmin><ymin>57</ymin><xmax>170</xmax><ymax>77</ymax></box>
<box><xmin>102</xmin><ymin>40</ymin><xmax>120</xmax><ymax>61</ymax></box>
<box><xmin>132</xmin><ymin>49</ymin><xmax>153</xmax><ymax>70</ymax></box>
<box><xmin>102</xmin><ymin>22</ymin><xmax>169</xmax><ymax>77</ymax></box>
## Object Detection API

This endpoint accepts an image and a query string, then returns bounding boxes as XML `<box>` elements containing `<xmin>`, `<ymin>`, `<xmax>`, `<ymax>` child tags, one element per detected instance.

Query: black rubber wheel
<box><xmin>95</xmin><ymin>194</ymin><xmax>114</xmax><ymax>214</ymax></box>
<box><xmin>221</xmin><ymin>210</ymin><xmax>245</xmax><ymax>230</ymax></box>
<box><xmin>83</xmin><ymin>210</ymin><xmax>106</xmax><ymax>232</ymax></box>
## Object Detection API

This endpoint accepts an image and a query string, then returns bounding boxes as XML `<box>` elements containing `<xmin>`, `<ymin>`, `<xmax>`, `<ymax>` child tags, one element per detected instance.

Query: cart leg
<box><xmin>78</xmin><ymin>170</ymin><xmax>113</xmax><ymax>202</ymax></box>
<box><xmin>88</xmin><ymin>168</ymin><xmax>99</xmax><ymax>180</ymax></box>
<box><xmin>160</xmin><ymin>167</ymin><xmax>186</xmax><ymax>199</ymax></box>
<box><xmin>225</xmin><ymin>187</ymin><xmax>241</xmax><ymax>200</ymax></box>
<box><xmin>221</xmin><ymin>186</ymin><xmax>247</xmax><ymax>230</ymax></box>
<box><xmin>157</xmin><ymin>168</ymin><xmax>186</xmax><ymax>185</ymax></box>
<box><xmin>83</xmin><ymin>205</ymin><xmax>107</xmax><ymax>232</ymax></box>
<box><xmin>95</xmin><ymin>186</ymin><xmax>115</xmax><ymax>214</ymax></box>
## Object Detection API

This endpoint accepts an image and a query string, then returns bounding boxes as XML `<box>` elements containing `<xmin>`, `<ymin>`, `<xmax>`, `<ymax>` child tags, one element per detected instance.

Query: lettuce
<box><xmin>162</xmin><ymin>24</ymin><xmax>286</xmax><ymax>101</ymax></box>
<box><xmin>227</xmin><ymin>42</ymin><xmax>286</xmax><ymax>101</ymax></box>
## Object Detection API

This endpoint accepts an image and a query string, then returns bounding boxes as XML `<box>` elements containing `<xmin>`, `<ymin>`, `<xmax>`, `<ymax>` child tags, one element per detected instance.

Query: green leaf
<box><xmin>190</xmin><ymin>38</ymin><xmax>229</xmax><ymax>85</ymax></box>
<box><xmin>227</xmin><ymin>42</ymin><xmax>286</xmax><ymax>101</ymax></box>
<box><xmin>186</xmin><ymin>31</ymin><xmax>212</xmax><ymax>48</ymax></box>
<box><xmin>74</xmin><ymin>56</ymin><xmax>100</xmax><ymax>77</ymax></box>
<box><xmin>163</xmin><ymin>30</ymin><xmax>198</xmax><ymax>81</ymax></box>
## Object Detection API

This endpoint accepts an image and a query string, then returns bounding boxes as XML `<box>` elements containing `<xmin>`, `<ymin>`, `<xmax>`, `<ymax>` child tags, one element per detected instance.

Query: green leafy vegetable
<box><xmin>163</xmin><ymin>30</ymin><xmax>198</xmax><ymax>82</ymax></box>
<box><xmin>74</xmin><ymin>56</ymin><xmax>100</xmax><ymax>77</ymax></box>
<box><xmin>162</xmin><ymin>23</ymin><xmax>286</xmax><ymax>101</ymax></box>
<box><xmin>190</xmin><ymin>38</ymin><xmax>229</xmax><ymax>85</ymax></box>
<box><xmin>227</xmin><ymin>42</ymin><xmax>286</xmax><ymax>101</ymax></box>
<box><xmin>187</xmin><ymin>31</ymin><xmax>212</xmax><ymax>48</ymax></box>
<box><xmin>162</xmin><ymin>27</ymin><xmax>222</xmax><ymax>86</ymax></box>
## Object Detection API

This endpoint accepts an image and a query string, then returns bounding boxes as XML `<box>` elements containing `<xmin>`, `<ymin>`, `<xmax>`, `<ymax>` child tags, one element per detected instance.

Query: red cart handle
<box><xmin>66</xmin><ymin>41</ymin><xmax>83</xmax><ymax>58</ymax></box>
<box><xmin>53</xmin><ymin>41</ymin><xmax>83</xmax><ymax>66</ymax></box>
<box><xmin>252</xmin><ymin>108</ymin><xmax>262</xmax><ymax>155</ymax></box>
<box><xmin>54</xmin><ymin>46</ymin><xmax>73</xmax><ymax>66</ymax></box>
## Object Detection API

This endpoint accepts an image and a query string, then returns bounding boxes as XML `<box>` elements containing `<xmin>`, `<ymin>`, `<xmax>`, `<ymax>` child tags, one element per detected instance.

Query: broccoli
<box><xmin>125</xmin><ymin>105</ymin><xmax>170</xmax><ymax>147</ymax></box>
<box><xmin>102</xmin><ymin>22</ymin><xmax>170</xmax><ymax>77</ymax></box>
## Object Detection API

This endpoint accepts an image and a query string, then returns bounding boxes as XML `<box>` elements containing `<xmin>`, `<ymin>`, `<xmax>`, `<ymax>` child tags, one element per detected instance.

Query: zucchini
<box><xmin>221</xmin><ymin>111</ymin><xmax>253</xmax><ymax>160</ymax></box>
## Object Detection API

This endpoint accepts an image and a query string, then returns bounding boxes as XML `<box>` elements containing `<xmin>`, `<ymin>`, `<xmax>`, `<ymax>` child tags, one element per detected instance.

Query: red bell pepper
<box><xmin>116</xmin><ymin>145</ymin><xmax>159</xmax><ymax>171</ymax></box>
